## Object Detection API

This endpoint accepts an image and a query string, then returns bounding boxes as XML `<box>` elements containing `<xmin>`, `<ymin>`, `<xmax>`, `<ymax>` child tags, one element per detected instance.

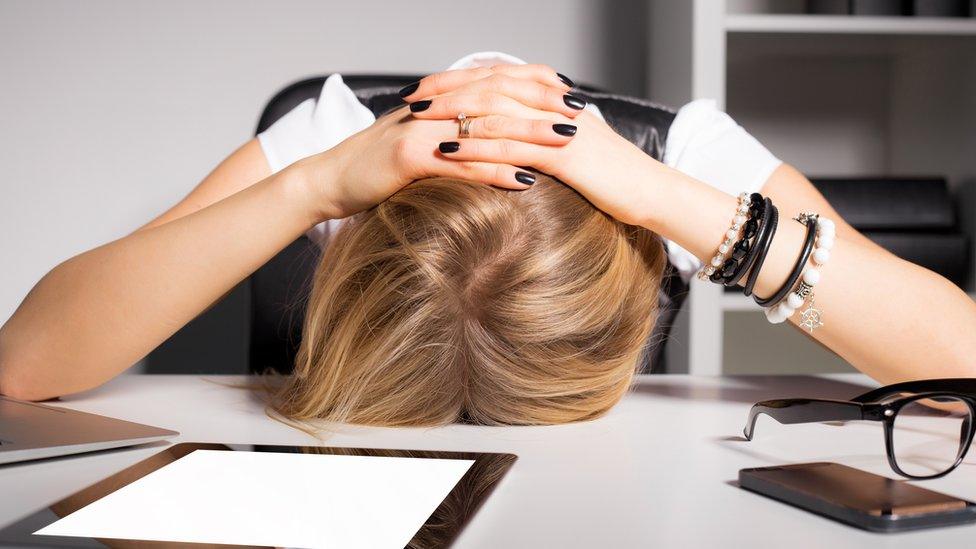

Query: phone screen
<box><xmin>744</xmin><ymin>462</ymin><xmax>968</xmax><ymax>517</ymax></box>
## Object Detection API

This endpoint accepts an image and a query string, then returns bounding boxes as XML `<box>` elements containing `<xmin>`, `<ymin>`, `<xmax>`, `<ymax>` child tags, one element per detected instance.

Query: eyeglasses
<box><xmin>743</xmin><ymin>378</ymin><xmax>976</xmax><ymax>480</ymax></box>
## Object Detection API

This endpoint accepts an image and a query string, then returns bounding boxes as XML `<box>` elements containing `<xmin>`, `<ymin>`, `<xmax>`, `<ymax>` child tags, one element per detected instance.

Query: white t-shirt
<box><xmin>257</xmin><ymin>51</ymin><xmax>781</xmax><ymax>282</ymax></box>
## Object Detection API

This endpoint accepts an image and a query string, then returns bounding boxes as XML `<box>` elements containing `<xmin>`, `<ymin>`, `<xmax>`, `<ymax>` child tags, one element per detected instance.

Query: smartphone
<box><xmin>739</xmin><ymin>462</ymin><xmax>976</xmax><ymax>532</ymax></box>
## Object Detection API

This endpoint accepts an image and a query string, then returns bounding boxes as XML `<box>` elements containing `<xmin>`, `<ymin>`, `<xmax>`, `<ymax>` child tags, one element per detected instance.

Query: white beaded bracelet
<box><xmin>698</xmin><ymin>192</ymin><xmax>752</xmax><ymax>281</ymax></box>
<box><xmin>764</xmin><ymin>213</ymin><xmax>835</xmax><ymax>332</ymax></box>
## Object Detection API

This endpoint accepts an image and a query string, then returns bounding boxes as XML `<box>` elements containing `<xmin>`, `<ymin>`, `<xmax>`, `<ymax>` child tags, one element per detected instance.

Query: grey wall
<box><xmin>0</xmin><ymin>0</ymin><xmax>651</xmax><ymax>374</ymax></box>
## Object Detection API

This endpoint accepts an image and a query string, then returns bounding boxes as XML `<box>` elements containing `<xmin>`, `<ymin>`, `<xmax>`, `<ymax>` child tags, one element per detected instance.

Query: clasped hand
<box><xmin>296</xmin><ymin>63</ymin><xmax>660</xmax><ymax>228</ymax></box>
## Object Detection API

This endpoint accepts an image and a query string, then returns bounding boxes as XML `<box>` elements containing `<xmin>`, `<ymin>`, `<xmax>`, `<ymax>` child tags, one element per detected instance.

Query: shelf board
<box><xmin>725</xmin><ymin>14</ymin><xmax>976</xmax><ymax>36</ymax></box>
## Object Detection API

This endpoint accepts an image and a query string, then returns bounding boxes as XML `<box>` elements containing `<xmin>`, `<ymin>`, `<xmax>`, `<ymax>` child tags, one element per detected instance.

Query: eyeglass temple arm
<box><xmin>851</xmin><ymin>378</ymin><xmax>976</xmax><ymax>404</ymax></box>
<box><xmin>743</xmin><ymin>399</ymin><xmax>865</xmax><ymax>440</ymax></box>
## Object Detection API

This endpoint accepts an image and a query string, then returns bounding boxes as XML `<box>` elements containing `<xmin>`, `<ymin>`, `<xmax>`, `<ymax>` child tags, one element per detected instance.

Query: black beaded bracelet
<box><xmin>743</xmin><ymin>203</ymin><xmax>778</xmax><ymax>297</ymax></box>
<box><xmin>724</xmin><ymin>196</ymin><xmax>773</xmax><ymax>287</ymax></box>
<box><xmin>710</xmin><ymin>194</ymin><xmax>766</xmax><ymax>285</ymax></box>
<box><xmin>754</xmin><ymin>215</ymin><xmax>817</xmax><ymax>307</ymax></box>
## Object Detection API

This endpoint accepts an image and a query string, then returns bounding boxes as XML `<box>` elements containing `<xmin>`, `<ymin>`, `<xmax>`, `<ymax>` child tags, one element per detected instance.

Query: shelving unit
<box><xmin>725</xmin><ymin>13</ymin><xmax>976</xmax><ymax>34</ymax></box>
<box><xmin>648</xmin><ymin>0</ymin><xmax>976</xmax><ymax>375</ymax></box>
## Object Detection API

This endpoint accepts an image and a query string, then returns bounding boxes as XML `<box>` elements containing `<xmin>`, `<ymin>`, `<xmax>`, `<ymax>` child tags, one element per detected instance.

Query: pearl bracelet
<box><xmin>698</xmin><ymin>192</ymin><xmax>752</xmax><ymax>281</ymax></box>
<box><xmin>765</xmin><ymin>213</ymin><xmax>835</xmax><ymax>331</ymax></box>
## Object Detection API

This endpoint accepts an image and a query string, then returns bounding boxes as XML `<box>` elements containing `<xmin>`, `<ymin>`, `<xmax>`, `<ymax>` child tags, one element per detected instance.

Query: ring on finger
<box><xmin>457</xmin><ymin>113</ymin><xmax>473</xmax><ymax>138</ymax></box>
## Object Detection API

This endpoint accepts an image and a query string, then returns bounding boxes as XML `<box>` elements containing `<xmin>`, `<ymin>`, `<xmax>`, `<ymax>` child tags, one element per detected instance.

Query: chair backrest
<box><xmin>249</xmin><ymin>75</ymin><xmax>688</xmax><ymax>374</ymax></box>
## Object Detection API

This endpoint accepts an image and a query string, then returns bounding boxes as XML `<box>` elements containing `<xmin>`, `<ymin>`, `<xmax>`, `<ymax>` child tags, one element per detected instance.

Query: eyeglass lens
<box><xmin>892</xmin><ymin>396</ymin><xmax>972</xmax><ymax>477</ymax></box>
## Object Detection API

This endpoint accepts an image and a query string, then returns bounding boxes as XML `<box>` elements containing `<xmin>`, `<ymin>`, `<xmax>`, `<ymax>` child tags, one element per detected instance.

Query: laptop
<box><xmin>0</xmin><ymin>396</ymin><xmax>178</xmax><ymax>465</ymax></box>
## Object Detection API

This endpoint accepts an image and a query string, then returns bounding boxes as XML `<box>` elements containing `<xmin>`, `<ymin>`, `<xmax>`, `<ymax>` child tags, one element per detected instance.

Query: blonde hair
<box><xmin>271</xmin><ymin>174</ymin><xmax>666</xmax><ymax>427</ymax></box>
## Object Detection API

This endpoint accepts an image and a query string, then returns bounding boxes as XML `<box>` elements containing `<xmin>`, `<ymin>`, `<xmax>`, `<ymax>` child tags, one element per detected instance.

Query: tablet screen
<box><xmin>1</xmin><ymin>443</ymin><xmax>516</xmax><ymax>548</ymax></box>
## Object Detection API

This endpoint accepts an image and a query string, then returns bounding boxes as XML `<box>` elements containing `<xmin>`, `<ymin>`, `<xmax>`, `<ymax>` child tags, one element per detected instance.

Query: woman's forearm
<box><xmin>639</xmin><ymin>159</ymin><xmax>976</xmax><ymax>383</ymax></box>
<box><xmin>0</xmin><ymin>164</ymin><xmax>323</xmax><ymax>400</ymax></box>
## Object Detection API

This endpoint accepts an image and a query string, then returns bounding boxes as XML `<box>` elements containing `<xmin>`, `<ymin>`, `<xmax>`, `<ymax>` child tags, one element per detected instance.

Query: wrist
<box><xmin>282</xmin><ymin>152</ymin><xmax>343</xmax><ymax>227</ymax></box>
<box><xmin>631</xmin><ymin>157</ymin><xmax>743</xmax><ymax>265</ymax></box>
<box><xmin>628</xmin><ymin>154</ymin><xmax>684</xmax><ymax>232</ymax></box>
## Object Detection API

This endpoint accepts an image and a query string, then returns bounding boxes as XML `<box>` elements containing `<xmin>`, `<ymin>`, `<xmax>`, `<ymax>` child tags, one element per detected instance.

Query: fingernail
<box><xmin>409</xmin><ymin>100</ymin><xmax>432</xmax><ymax>113</ymax></box>
<box><xmin>556</xmin><ymin>72</ymin><xmax>575</xmax><ymax>88</ymax></box>
<box><xmin>398</xmin><ymin>81</ymin><xmax>420</xmax><ymax>98</ymax></box>
<box><xmin>515</xmin><ymin>171</ymin><xmax>536</xmax><ymax>185</ymax></box>
<box><xmin>439</xmin><ymin>141</ymin><xmax>460</xmax><ymax>154</ymax></box>
<box><xmin>552</xmin><ymin>123</ymin><xmax>577</xmax><ymax>137</ymax></box>
<box><xmin>563</xmin><ymin>93</ymin><xmax>586</xmax><ymax>110</ymax></box>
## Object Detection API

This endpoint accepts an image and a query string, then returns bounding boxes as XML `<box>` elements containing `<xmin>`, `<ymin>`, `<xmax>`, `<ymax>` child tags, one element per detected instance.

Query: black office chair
<box><xmin>248</xmin><ymin>75</ymin><xmax>688</xmax><ymax>375</ymax></box>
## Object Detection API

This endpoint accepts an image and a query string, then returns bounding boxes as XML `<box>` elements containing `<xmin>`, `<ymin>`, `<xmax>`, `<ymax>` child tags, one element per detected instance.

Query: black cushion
<box><xmin>809</xmin><ymin>177</ymin><xmax>970</xmax><ymax>287</ymax></box>
<box><xmin>249</xmin><ymin>75</ymin><xmax>686</xmax><ymax>374</ymax></box>
<box><xmin>810</xmin><ymin>177</ymin><xmax>956</xmax><ymax>231</ymax></box>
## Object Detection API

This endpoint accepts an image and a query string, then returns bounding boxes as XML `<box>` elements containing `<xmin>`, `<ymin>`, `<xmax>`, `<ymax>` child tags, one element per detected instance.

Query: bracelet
<box><xmin>765</xmin><ymin>214</ymin><xmax>836</xmax><ymax>330</ymax></box>
<box><xmin>743</xmin><ymin>203</ymin><xmax>779</xmax><ymax>297</ymax></box>
<box><xmin>723</xmin><ymin>196</ymin><xmax>773</xmax><ymax>287</ymax></box>
<box><xmin>754</xmin><ymin>214</ymin><xmax>817</xmax><ymax>307</ymax></box>
<box><xmin>697</xmin><ymin>192</ymin><xmax>752</xmax><ymax>281</ymax></box>
<box><xmin>711</xmin><ymin>195</ymin><xmax>766</xmax><ymax>284</ymax></box>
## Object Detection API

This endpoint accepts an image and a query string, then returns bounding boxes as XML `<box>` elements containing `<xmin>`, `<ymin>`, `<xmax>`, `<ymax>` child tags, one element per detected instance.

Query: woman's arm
<box><xmin>415</xmin><ymin>82</ymin><xmax>976</xmax><ymax>382</ymax></box>
<box><xmin>642</xmin><ymin>159</ymin><xmax>976</xmax><ymax>383</ymax></box>
<box><xmin>0</xmin><ymin>161</ymin><xmax>319</xmax><ymax>401</ymax></box>
<box><xmin>0</xmin><ymin>66</ymin><xmax>579</xmax><ymax>400</ymax></box>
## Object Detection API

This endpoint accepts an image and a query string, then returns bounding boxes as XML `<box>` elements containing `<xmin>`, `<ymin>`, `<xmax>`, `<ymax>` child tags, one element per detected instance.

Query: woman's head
<box><xmin>272</xmin><ymin>174</ymin><xmax>666</xmax><ymax>427</ymax></box>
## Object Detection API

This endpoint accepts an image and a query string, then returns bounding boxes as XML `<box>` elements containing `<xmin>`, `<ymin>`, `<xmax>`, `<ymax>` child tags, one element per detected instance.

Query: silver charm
<box><xmin>793</xmin><ymin>212</ymin><xmax>820</xmax><ymax>226</ymax></box>
<box><xmin>795</xmin><ymin>281</ymin><xmax>814</xmax><ymax>299</ymax></box>
<box><xmin>798</xmin><ymin>295</ymin><xmax>824</xmax><ymax>333</ymax></box>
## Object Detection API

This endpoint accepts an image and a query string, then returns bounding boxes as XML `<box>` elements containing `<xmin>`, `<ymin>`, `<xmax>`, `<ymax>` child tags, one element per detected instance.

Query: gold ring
<box><xmin>458</xmin><ymin>113</ymin><xmax>472</xmax><ymax>138</ymax></box>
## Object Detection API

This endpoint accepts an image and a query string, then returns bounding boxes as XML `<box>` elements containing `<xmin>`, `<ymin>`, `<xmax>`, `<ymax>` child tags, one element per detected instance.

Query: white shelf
<box><xmin>725</xmin><ymin>14</ymin><xmax>976</xmax><ymax>35</ymax></box>
<box><xmin>649</xmin><ymin>1</ymin><xmax>976</xmax><ymax>375</ymax></box>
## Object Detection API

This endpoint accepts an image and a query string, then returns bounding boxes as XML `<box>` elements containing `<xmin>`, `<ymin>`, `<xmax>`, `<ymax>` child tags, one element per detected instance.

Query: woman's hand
<box><xmin>296</xmin><ymin>64</ymin><xmax>584</xmax><ymax>222</ymax></box>
<box><xmin>403</xmin><ymin>69</ymin><xmax>664</xmax><ymax>228</ymax></box>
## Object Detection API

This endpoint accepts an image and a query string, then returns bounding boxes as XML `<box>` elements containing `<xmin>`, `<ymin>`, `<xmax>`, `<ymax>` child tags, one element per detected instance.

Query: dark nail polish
<box><xmin>556</xmin><ymin>72</ymin><xmax>575</xmax><ymax>88</ymax></box>
<box><xmin>439</xmin><ymin>141</ymin><xmax>460</xmax><ymax>154</ymax></box>
<box><xmin>563</xmin><ymin>93</ymin><xmax>586</xmax><ymax>110</ymax></box>
<box><xmin>398</xmin><ymin>81</ymin><xmax>420</xmax><ymax>98</ymax></box>
<box><xmin>552</xmin><ymin>123</ymin><xmax>577</xmax><ymax>137</ymax></box>
<box><xmin>409</xmin><ymin>100</ymin><xmax>432</xmax><ymax>113</ymax></box>
<box><xmin>515</xmin><ymin>171</ymin><xmax>536</xmax><ymax>185</ymax></box>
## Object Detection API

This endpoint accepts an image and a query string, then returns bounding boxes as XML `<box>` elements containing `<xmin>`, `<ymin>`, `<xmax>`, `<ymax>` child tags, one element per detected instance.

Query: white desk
<box><xmin>2</xmin><ymin>374</ymin><xmax>975</xmax><ymax>547</ymax></box>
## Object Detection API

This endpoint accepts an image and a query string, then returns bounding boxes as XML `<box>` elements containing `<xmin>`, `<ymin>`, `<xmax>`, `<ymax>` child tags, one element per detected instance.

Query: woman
<box><xmin>1</xmin><ymin>52</ymin><xmax>974</xmax><ymax>426</ymax></box>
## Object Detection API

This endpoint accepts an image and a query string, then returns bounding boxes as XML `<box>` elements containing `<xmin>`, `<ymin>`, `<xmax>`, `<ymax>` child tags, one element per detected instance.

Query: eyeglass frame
<box><xmin>743</xmin><ymin>378</ymin><xmax>976</xmax><ymax>480</ymax></box>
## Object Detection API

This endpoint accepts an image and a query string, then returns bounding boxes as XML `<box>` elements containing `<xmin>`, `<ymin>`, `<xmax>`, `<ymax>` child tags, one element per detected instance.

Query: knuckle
<box><xmin>392</xmin><ymin>137</ymin><xmax>416</xmax><ymax>162</ymax></box>
<box><xmin>423</xmin><ymin>73</ymin><xmax>442</xmax><ymax>89</ymax></box>
<box><xmin>441</xmin><ymin>96</ymin><xmax>462</xmax><ymax>115</ymax></box>
<box><xmin>486</xmin><ymin>73</ymin><xmax>507</xmax><ymax>88</ymax></box>
<box><xmin>481</xmin><ymin>115</ymin><xmax>506</xmax><ymax>135</ymax></box>
<box><xmin>543</xmin><ymin>85</ymin><xmax>563</xmax><ymax>106</ymax></box>
<box><xmin>534</xmin><ymin>84</ymin><xmax>554</xmax><ymax>106</ymax></box>
<box><xmin>493</xmin><ymin>164</ymin><xmax>508</xmax><ymax>184</ymax></box>
<box><xmin>473</xmin><ymin>67</ymin><xmax>493</xmax><ymax>80</ymax></box>
<box><xmin>466</xmin><ymin>140</ymin><xmax>485</xmax><ymax>157</ymax></box>
<box><xmin>497</xmin><ymin>139</ymin><xmax>514</xmax><ymax>158</ymax></box>
<box><xmin>531</xmin><ymin>119</ymin><xmax>551</xmax><ymax>135</ymax></box>
<box><xmin>483</xmin><ymin>92</ymin><xmax>506</xmax><ymax>113</ymax></box>
<box><xmin>532</xmin><ymin>63</ymin><xmax>556</xmax><ymax>76</ymax></box>
<box><xmin>477</xmin><ymin>92</ymin><xmax>496</xmax><ymax>111</ymax></box>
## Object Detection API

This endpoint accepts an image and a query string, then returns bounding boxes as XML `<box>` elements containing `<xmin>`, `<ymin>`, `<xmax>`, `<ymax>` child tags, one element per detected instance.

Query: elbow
<box><xmin>0</xmin><ymin>335</ymin><xmax>60</xmax><ymax>402</ymax></box>
<box><xmin>0</xmin><ymin>370</ymin><xmax>34</xmax><ymax>401</ymax></box>
<box><xmin>0</xmin><ymin>360</ymin><xmax>47</xmax><ymax>401</ymax></box>
<box><xmin>0</xmin><ymin>363</ymin><xmax>60</xmax><ymax>402</ymax></box>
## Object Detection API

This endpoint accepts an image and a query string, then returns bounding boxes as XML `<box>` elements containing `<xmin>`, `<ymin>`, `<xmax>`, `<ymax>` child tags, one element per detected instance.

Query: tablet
<box><xmin>0</xmin><ymin>442</ymin><xmax>517</xmax><ymax>548</ymax></box>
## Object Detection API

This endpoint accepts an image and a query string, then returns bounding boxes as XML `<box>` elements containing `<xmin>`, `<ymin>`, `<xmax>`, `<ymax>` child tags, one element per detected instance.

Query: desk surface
<box><xmin>3</xmin><ymin>374</ymin><xmax>975</xmax><ymax>547</ymax></box>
